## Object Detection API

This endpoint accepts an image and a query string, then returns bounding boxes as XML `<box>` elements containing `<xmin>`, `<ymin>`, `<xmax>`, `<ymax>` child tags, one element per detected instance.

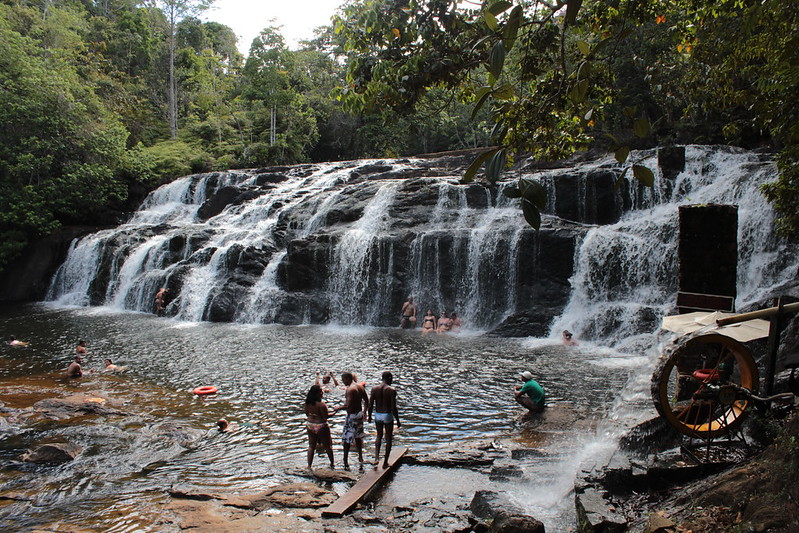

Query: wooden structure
<box><xmin>321</xmin><ymin>446</ymin><xmax>408</xmax><ymax>518</ymax></box>
<box><xmin>677</xmin><ymin>204</ymin><xmax>738</xmax><ymax>313</ymax></box>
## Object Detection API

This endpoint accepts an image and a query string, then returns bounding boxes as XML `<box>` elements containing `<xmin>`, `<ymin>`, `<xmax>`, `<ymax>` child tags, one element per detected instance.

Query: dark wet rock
<box><xmin>197</xmin><ymin>186</ymin><xmax>263</xmax><ymax>221</ymax></box>
<box><xmin>470</xmin><ymin>490</ymin><xmax>524</xmax><ymax>519</ymax></box>
<box><xmin>405</xmin><ymin>448</ymin><xmax>496</xmax><ymax>468</ymax></box>
<box><xmin>470</xmin><ymin>491</ymin><xmax>545</xmax><ymax>533</ymax></box>
<box><xmin>493</xmin><ymin>511</ymin><xmax>546</xmax><ymax>533</ymax></box>
<box><xmin>658</xmin><ymin>146</ymin><xmax>686</xmax><ymax>181</ymax></box>
<box><xmin>489</xmin><ymin>465</ymin><xmax>524</xmax><ymax>480</ymax></box>
<box><xmin>619</xmin><ymin>416</ymin><xmax>682</xmax><ymax>456</ymax></box>
<box><xmin>21</xmin><ymin>441</ymin><xmax>82</xmax><ymax>463</ymax></box>
<box><xmin>575</xmin><ymin>486</ymin><xmax>628</xmax><ymax>533</ymax></box>
<box><xmin>33</xmin><ymin>393</ymin><xmax>128</xmax><ymax>419</ymax></box>
<box><xmin>0</xmin><ymin>226</ymin><xmax>103</xmax><ymax>302</ymax></box>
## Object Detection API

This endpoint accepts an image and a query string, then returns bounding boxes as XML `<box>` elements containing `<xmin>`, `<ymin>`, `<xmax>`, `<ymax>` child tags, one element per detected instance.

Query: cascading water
<box><xmin>47</xmin><ymin>146</ymin><xmax>796</xmax><ymax>340</ymax></box>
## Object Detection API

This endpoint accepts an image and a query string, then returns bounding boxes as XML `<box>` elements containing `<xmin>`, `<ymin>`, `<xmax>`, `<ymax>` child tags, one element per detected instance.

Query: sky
<box><xmin>204</xmin><ymin>0</ymin><xmax>346</xmax><ymax>54</ymax></box>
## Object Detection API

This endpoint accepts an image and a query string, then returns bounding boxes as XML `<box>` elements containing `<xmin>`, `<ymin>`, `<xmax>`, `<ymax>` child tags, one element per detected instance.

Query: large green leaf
<box><xmin>484</xmin><ymin>11</ymin><xmax>498</xmax><ymax>31</ymax></box>
<box><xmin>487</xmin><ymin>1</ymin><xmax>513</xmax><ymax>16</ymax></box>
<box><xmin>519</xmin><ymin>178</ymin><xmax>547</xmax><ymax>209</ymax></box>
<box><xmin>632</xmin><ymin>164</ymin><xmax>655</xmax><ymax>187</ymax></box>
<box><xmin>565</xmin><ymin>0</ymin><xmax>583</xmax><ymax>26</ymax></box>
<box><xmin>614</xmin><ymin>146</ymin><xmax>630</xmax><ymax>163</ymax></box>
<box><xmin>569</xmin><ymin>79</ymin><xmax>589</xmax><ymax>103</ymax></box>
<box><xmin>484</xmin><ymin>148</ymin><xmax>507</xmax><ymax>183</ymax></box>
<box><xmin>521</xmin><ymin>199</ymin><xmax>542</xmax><ymax>230</ymax></box>
<box><xmin>503</xmin><ymin>5</ymin><xmax>523</xmax><ymax>51</ymax></box>
<box><xmin>471</xmin><ymin>86</ymin><xmax>493</xmax><ymax>120</ymax></box>
<box><xmin>492</xmin><ymin>83</ymin><xmax>515</xmax><ymax>100</ymax></box>
<box><xmin>503</xmin><ymin>186</ymin><xmax>522</xmax><ymax>199</ymax></box>
<box><xmin>488</xmin><ymin>41</ymin><xmax>506</xmax><ymax>79</ymax></box>
<box><xmin>633</xmin><ymin>117</ymin><xmax>650</xmax><ymax>138</ymax></box>
<box><xmin>464</xmin><ymin>148</ymin><xmax>499</xmax><ymax>183</ymax></box>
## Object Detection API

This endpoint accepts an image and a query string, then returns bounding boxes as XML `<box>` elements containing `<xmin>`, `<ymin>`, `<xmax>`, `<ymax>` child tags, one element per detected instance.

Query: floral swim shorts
<box><xmin>342</xmin><ymin>411</ymin><xmax>364</xmax><ymax>443</ymax></box>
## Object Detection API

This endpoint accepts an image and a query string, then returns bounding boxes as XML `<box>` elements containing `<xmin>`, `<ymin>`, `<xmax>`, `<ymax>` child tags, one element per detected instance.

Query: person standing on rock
<box><xmin>304</xmin><ymin>384</ymin><xmax>335</xmax><ymax>469</ymax></box>
<box><xmin>368</xmin><ymin>371</ymin><xmax>401</xmax><ymax>469</ymax></box>
<box><xmin>400</xmin><ymin>297</ymin><xmax>417</xmax><ymax>329</ymax></box>
<box><xmin>514</xmin><ymin>371</ymin><xmax>545</xmax><ymax>414</ymax></box>
<box><xmin>336</xmin><ymin>372</ymin><xmax>369</xmax><ymax>469</ymax></box>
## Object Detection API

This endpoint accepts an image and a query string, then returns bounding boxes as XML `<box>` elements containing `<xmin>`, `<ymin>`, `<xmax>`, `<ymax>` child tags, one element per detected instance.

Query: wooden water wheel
<box><xmin>651</xmin><ymin>333</ymin><xmax>759</xmax><ymax>439</ymax></box>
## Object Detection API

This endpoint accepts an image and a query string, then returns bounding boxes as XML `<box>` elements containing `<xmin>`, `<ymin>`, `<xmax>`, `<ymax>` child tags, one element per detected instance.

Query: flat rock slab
<box><xmin>405</xmin><ymin>448</ymin><xmax>495</xmax><ymax>468</ymax></box>
<box><xmin>166</xmin><ymin>498</ymin><xmax>321</xmax><ymax>532</ymax></box>
<box><xmin>288</xmin><ymin>467</ymin><xmax>358</xmax><ymax>483</ymax></box>
<box><xmin>245</xmin><ymin>483</ymin><xmax>338</xmax><ymax>509</ymax></box>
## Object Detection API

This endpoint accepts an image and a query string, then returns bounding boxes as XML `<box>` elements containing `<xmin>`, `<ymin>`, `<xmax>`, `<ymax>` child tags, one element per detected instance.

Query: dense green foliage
<box><xmin>332</xmin><ymin>0</ymin><xmax>799</xmax><ymax>234</ymax></box>
<box><xmin>0</xmin><ymin>0</ymin><xmax>489</xmax><ymax>269</ymax></box>
<box><xmin>0</xmin><ymin>0</ymin><xmax>797</xmax><ymax>270</ymax></box>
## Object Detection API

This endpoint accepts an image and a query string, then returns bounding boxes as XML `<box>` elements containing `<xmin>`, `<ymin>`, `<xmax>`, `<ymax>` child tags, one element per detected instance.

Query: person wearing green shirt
<box><xmin>514</xmin><ymin>371</ymin><xmax>545</xmax><ymax>413</ymax></box>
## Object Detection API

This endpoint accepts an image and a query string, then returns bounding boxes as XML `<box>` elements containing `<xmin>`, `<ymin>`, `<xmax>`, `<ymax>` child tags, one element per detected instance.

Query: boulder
<box><xmin>469</xmin><ymin>490</ymin><xmax>524</xmax><ymax>519</ymax></box>
<box><xmin>33</xmin><ymin>394</ymin><xmax>127</xmax><ymax>419</ymax></box>
<box><xmin>21</xmin><ymin>442</ymin><xmax>82</xmax><ymax>464</ymax></box>
<box><xmin>493</xmin><ymin>511</ymin><xmax>546</xmax><ymax>533</ymax></box>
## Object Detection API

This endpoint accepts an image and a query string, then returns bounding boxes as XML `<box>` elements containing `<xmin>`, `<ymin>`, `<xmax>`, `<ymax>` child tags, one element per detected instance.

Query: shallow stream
<box><xmin>0</xmin><ymin>304</ymin><xmax>645</xmax><ymax>531</ymax></box>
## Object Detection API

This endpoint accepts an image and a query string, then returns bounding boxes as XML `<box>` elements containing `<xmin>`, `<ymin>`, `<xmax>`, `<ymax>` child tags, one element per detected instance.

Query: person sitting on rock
<box><xmin>514</xmin><ymin>371</ymin><xmax>545</xmax><ymax>414</ymax></box>
<box><xmin>66</xmin><ymin>356</ymin><xmax>84</xmax><ymax>378</ymax></box>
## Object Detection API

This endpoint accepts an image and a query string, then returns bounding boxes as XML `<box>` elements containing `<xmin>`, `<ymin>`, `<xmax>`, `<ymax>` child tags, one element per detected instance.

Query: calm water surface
<box><xmin>0</xmin><ymin>304</ymin><xmax>636</xmax><ymax>531</ymax></box>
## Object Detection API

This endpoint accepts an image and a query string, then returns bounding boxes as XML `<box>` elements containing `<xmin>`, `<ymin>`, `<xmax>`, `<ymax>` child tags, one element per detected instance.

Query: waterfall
<box><xmin>45</xmin><ymin>147</ymin><xmax>797</xmax><ymax>335</ymax></box>
<box><xmin>328</xmin><ymin>184</ymin><xmax>399</xmax><ymax>325</ymax></box>
<box><xmin>550</xmin><ymin>146</ymin><xmax>799</xmax><ymax>349</ymax></box>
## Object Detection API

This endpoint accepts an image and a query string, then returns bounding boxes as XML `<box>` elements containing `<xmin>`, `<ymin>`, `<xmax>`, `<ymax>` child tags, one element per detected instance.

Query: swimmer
<box><xmin>316</xmin><ymin>370</ymin><xmax>344</xmax><ymax>398</ymax></box>
<box><xmin>562</xmin><ymin>330</ymin><xmax>578</xmax><ymax>346</ymax></box>
<box><xmin>450</xmin><ymin>312</ymin><xmax>462</xmax><ymax>333</ymax></box>
<box><xmin>368</xmin><ymin>371</ymin><xmax>401</xmax><ymax>469</ymax></box>
<box><xmin>217</xmin><ymin>418</ymin><xmax>238</xmax><ymax>432</ymax></box>
<box><xmin>8</xmin><ymin>336</ymin><xmax>29</xmax><ymax>347</ymax></box>
<box><xmin>66</xmin><ymin>355</ymin><xmax>84</xmax><ymax>378</ymax></box>
<box><xmin>76</xmin><ymin>340</ymin><xmax>87</xmax><ymax>354</ymax></box>
<box><xmin>437</xmin><ymin>311</ymin><xmax>452</xmax><ymax>334</ymax></box>
<box><xmin>104</xmin><ymin>358</ymin><xmax>125</xmax><ymax>372</ymax></box>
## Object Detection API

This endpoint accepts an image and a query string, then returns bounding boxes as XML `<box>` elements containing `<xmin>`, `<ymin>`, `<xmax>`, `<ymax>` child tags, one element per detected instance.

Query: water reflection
<box><xmin>0</xmin><ymin>304</ymin><xmax>633</xmax><ymax>531</ymax></box>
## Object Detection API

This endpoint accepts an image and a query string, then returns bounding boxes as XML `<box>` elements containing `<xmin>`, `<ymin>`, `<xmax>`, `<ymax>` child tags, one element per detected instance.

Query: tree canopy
<box><xmin>0</xmin><ymin>0</ymin><xmax>797</xmax><ymax>270</ymax></box>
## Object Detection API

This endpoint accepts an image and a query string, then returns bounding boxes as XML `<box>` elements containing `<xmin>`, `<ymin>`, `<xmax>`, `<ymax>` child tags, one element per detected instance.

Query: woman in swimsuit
<box><xmin>305</xmin><ymin>384</ymin><xmax>335</xmax><ymax>469</ymax></box>
<box><xmin>421</xmin><ymin>309</ymin><xmax>437</xmax><ymax>337</ymax></box>
<box><xmin>450</xmin><ymin>312</ymin><xmax>462</xmax><ymax>333</ymax></box>
<box><xmin>437</xmin><ymin>311</ymin><xmax>452</xmax><ymax>334</ymax></box>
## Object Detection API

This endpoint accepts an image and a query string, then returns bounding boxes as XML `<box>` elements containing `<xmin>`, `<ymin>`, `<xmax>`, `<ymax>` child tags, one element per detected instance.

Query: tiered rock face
<box><xmin>9</xmin><ymin>146</ymin><xmax>792</xmax><ymax>340</ymax></box>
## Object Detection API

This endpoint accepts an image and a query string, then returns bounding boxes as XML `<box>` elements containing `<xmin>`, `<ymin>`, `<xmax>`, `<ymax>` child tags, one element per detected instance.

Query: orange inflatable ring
<box><xmin>193</xmin><ymin>386</ymin><xmax>218</xmax><ymax>395</ymax></box>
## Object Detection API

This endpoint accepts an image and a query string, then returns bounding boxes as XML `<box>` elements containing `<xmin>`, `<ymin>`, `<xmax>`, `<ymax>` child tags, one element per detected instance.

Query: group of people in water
<box><xmin>400</xmin><ymin>297</ymin><xmax>463</xmax><ymax>335</ymax></box>
<box><xmin>302</xmin><ymin>370</ymin><xmax>401</xmax><ymax>470</ymax></box>
<box><xmin>66</xmin><ymin>340</ymin><xmax>123</xmax><ymax>377</ymax></box>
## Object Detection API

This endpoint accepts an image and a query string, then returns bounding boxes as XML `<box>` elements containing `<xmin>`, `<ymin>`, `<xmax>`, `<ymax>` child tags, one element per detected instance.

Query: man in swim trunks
<box><xmin>368</xmin><ymin>371</ymin><xmax>401</xmax><ymax>469</ymax></box>
<box><xmin>514</xmin><ymin>371</ymin><xmax>545</xmax><ymax>413</ymax></box>
<box><xmin>337</xmin><ymin>371</ymin><xmax>369</xmax><ymax>469</ymax></box>
<box><xmin>400</xmin><ymin>297</ymin><xmax>417</xmax><ymax>329</ymax></box>
<box><xmin>66</xmin><ymin>355</ymin><xmax>83</xmax><ymax>378</ymax></box>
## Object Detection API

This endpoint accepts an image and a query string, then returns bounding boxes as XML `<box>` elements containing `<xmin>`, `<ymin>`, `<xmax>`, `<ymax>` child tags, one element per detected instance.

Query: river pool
<box><xmin>0</xmin><ymin>304</ymin><xmax>646</xmax><ymax>532</ymax></box>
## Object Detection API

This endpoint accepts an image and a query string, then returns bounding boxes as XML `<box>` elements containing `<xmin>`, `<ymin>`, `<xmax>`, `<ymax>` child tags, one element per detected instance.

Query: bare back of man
<box><xmin>368</xmin><ymin>371</ymin><xmax>401</xmax><ymax>469</ymax></box>
<box><xmin>339</xmin><ymin>372</ymin><xmax>369</xmax><ymax>468</ymax></box>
